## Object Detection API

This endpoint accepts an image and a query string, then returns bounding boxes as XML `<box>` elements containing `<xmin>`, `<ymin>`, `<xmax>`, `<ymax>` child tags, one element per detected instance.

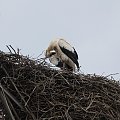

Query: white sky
<box><xmin>0</xmin><ymin>0</ymin><xmax>120</xmax><ymax>80</ymax></box>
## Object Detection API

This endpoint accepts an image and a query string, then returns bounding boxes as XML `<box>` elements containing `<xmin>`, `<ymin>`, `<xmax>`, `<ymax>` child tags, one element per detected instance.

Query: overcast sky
<box><xmin>0</xmin><ymin>0</ymin><xmax>120</xmax><ymax>80</ymax></box>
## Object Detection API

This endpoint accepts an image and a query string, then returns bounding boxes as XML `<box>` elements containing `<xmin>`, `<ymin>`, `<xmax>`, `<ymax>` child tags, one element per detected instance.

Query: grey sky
<box><xmin>0</xmin><ymin>0</ymin><xmax>120</xmax><ymax>80</ymax></box>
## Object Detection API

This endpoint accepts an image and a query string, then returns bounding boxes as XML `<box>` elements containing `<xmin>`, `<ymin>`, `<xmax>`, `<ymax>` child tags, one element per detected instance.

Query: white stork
<box><xmin>45</xmin><ymin>38</ymin><xmax>80</xmax><ymax>71</ymax></box>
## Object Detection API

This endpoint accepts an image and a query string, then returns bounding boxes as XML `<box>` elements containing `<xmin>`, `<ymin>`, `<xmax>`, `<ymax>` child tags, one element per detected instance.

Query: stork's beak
<box><xmin>44</xmin><ymin>50</ymin><xmax>49</xmax><ymax>58</ymax></box>
<box><xmin>44</xmin><ymin>53</ymin><xmax>49</xmax><ymax>59</ymax></box>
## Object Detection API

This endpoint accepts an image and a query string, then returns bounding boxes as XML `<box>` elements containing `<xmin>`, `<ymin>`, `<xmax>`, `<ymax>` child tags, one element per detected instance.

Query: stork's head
<box><xmin>45</xmin><ymin>49</ymin><xmax>56</xmax><ymax>58</ymax></box>
<box><xmin>45</xmin><ymin>39</ymin><xmax>59</xmax><ymax>58</ymax></box>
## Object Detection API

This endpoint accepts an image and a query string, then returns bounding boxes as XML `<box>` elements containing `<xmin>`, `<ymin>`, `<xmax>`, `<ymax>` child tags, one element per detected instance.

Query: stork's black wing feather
<box><xmin>73</xmin><ymin>47</ymin><xmax>78</xmax><ymax>60</ymax></box>
<box><xmin>59</xmin><ymin>46</ymin><xmax>79</xmax><ymax>69</ymax></box>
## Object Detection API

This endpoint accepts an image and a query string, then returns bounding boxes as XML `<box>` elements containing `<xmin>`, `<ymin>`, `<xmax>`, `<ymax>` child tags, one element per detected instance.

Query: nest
<box><xmin>0</xmin><ymin>48</ymin><xmax>120</xmax><ymax>120</ymax></box>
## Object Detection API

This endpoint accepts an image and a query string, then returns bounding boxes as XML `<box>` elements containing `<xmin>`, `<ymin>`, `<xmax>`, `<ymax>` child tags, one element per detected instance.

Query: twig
<box><xmin>6</xmin><ymin>95</ymin><xmax>21</xmax><ymax>120</ymax></box>
<box><xmin>65</xmin><ymin>105</ymin><xmax>72</xmax><ymax>120</ymax></box>
<box><xmin>0</xmin><ymin>86</ymin><xmax>15</xmax><ymax>120</ymax></box>
<box><xmin>6</xmin><ymin>45</ymin><xmax>12</xmax><ymax>53</ymax></box>
<box><xmin>25</xmin><ymin>86</ymin><xmax>37</xmax><ymax>106</ymax></box>
<box><xmin>9</xmin><ymin>45</ymin><xmax>17</xmax><ymax>54</ymax></box>
<box><xmin>37</xmin><ymin>50</ymin><xmax>45</xmax><ymax>58</ymax></box>
<box><xmin>0</xmin><ymin>84</ymin><xmax>24</xmax><ymax>110</ymax></box>
<box><xmin>105</xmin><ymin>73</ymin><xmax>119</xmax><ymax>78</ymax></box>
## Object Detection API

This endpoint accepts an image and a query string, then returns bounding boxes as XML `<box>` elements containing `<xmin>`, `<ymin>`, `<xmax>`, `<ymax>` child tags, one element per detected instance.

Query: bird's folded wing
<box><xmin>58</xmin><ymin>39</ymin><xmax>79</xmax><ymax>68</ymax></box>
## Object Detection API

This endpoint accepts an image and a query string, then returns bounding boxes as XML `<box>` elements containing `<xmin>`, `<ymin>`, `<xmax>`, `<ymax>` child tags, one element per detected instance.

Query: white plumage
<box><xmin>45</xmin><ymin>38</ymin><xmax>79</xmax><ymax>71</ymax></box>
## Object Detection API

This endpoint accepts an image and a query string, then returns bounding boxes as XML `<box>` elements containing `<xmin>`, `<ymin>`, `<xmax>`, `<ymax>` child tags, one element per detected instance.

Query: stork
<box><xmin>45</xmin><ymin>38</ymin><xmax>80</xmax><ymax>71</ymax></box>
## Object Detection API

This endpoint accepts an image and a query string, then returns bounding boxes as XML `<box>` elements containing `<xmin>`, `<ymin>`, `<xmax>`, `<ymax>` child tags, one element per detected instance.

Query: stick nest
<box><xmin>0</xmin><ymin>50</ymin><xmax>120</xmax><ymax>120</ymax></box>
